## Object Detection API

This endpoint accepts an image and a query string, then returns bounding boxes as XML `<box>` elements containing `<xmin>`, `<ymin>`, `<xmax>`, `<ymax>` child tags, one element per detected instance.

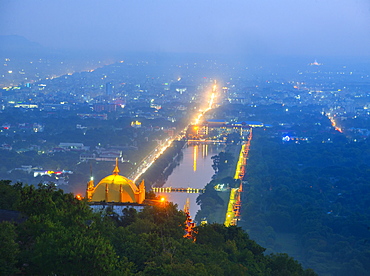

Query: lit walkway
<box><xmin>224</xmin><ymin>129</ymin><xmax>252</xmax><ymax>226</ymax></box>
<box><xmin>224</xmin><ymin>188</ymin><xmax>238</xmax><ymax>226</ymax></box>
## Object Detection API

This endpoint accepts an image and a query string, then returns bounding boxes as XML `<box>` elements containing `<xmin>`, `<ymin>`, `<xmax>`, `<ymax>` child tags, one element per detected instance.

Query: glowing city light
<box><xmin>327</xmin><ymin>113</ymin><xmax>343</xmax><ymax>133</ymax></box>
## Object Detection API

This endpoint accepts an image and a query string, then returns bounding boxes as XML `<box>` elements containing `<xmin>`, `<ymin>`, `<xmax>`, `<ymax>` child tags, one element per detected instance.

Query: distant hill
<box><xmin>0</xmin><ymin>35</ymin><xmax>45</xmax><ymax>55</ymax></box>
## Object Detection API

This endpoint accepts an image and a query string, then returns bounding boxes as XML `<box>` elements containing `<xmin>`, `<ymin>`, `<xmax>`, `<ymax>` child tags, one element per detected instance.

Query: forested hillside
<box><xmin>0</xmin><ymin>181</ymin><xmax>316</xmax><ymax>275</ymax></box>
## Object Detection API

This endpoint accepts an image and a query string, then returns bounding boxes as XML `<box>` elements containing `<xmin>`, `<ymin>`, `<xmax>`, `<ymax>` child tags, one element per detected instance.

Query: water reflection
<box><xmin>193</xmin><ymin>144</ymin><xmax>198</xmax><ymax>172</ymax></box>
<box><xmin>157</xmin><ymin>142</ymin><xmax>224</xmax><ymax>218</ymax></box>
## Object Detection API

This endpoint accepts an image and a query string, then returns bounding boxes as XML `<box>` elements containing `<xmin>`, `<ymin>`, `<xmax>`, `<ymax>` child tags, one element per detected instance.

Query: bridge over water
<box><xmin>152</xmin><ymin>187</ymin><xmax>205</xmax><ymax>193</ymax></box>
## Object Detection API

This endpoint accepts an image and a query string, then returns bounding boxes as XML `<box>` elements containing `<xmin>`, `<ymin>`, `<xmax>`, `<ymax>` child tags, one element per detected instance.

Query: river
<box><xmin>156</xmin><ymin>142</ymin><xmax>225</xmax><ymax>218</ymax></box>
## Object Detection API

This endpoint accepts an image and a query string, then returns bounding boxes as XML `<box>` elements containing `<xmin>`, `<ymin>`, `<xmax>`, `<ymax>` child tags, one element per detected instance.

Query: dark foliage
<box><xmin>0</xmin><ymin>181</ymin><xmax>315</xmax><ymax>275</ymax></box>
<box><xmin>241</xmin><ymin>128</ymin><xmax>370</xmax><ymax>275</ymax></box>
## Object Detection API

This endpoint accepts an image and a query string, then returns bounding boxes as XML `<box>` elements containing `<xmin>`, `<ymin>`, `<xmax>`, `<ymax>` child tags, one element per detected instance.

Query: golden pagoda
<box><xmin>86</xmin><ymin>158</ymin><xmax>145</xmax><ymax>204</ymax></box>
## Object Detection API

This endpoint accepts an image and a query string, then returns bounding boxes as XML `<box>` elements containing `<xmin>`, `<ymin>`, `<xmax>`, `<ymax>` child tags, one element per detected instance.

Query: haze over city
<box><xmin>1</xmin><ymin>0</ymin><xmax>370</xmax><ymax>57</ymax></box>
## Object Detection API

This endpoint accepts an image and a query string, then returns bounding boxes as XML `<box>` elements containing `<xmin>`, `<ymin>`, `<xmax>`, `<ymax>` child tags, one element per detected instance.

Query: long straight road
<box><xmin>224</xmin><ymin>129</ymin><xmax>252</xmax><ymax>226</ymax></box>
<box><xmin>130</xmin><ymin>82</ymin><xmax>219</xmax><ymax>184</ymax></box>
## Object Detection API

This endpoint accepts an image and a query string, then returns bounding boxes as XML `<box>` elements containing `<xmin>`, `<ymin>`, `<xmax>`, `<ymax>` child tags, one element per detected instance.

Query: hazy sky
<box><xmin>1</xmin><ymin>0</ymin><xmax>370</xmax><ymax>57</ymax></box>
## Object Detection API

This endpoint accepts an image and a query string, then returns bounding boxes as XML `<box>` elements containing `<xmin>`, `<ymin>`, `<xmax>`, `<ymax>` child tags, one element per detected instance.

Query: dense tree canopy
<box><xmin>0</xmin><ymin>181</ymin><xmax>315</xmax><ymax>275</ymax></box>
<box><xmin>241</xmin><ymin>128</ymin><xmax>370</xmax><ymax>275</ymax></box>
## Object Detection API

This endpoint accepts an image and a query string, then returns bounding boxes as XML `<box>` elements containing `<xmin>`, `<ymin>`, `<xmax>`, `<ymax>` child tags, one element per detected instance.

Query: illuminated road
<box><xmin>224</xmin><ymin>129</ymin><xmax>252</xmax><ymax>227</ymax></box>
<box><xmin>193</xmin><ymin>83</ymin><xmax>217</xmax><ymax>125</ymax></box>
<box><xmin>327</xmin><ymin>113</ymin><xmax>343</xmax><ymax>133</ymax></box>
<box><xmin>225</xmin><ymin>188</ymin><xmax>238</xmax><ymax>226</ymax></box>
<box><xmin>130</xmin><ymin>82</ymin><xmax>219</xmax><ymax>183</ymax></box>
<box><xmin>129</xmin><ymin>137</ymin><xmax>174</xmax><ymax>182</ymax></box>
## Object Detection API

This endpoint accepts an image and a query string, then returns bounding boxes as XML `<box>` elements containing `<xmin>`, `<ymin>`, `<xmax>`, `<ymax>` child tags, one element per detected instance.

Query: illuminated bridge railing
<box><xmin>152</xmin><ymin>187</ymin><xmax>205</xmax><ymax>193</ymax></box>
<box><xmin>187</xmin><ymin>139</ymin><xmax>226</xmax><ymax>143</ymax></box>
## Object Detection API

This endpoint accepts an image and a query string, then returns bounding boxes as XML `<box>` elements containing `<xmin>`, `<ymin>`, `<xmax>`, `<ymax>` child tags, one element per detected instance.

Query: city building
<box><xmin>106</xmin><ymin>82</ymin><xmax>113</xmax><ymax>95</ymax></box>
<box><xmin>58</xmin><ymin>143</ymin><xmax>89</xmax><ymax>151</ymax></box>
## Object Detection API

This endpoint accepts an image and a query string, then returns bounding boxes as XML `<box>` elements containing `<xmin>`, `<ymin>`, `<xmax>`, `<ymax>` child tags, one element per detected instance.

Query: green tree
<box><xmin>267</xmin><ymin>253</ymin><xmax>317</xmax><ymax>276</ymax></box>
<box><xmin>0</xmin><ymin>221</ymin><xmax>19</xmax><ymax>275</ymax></box>
<box><xmin>0</xmin><ymin>180</ymin><xmax>21</xmax><ymax>210</ymax></box>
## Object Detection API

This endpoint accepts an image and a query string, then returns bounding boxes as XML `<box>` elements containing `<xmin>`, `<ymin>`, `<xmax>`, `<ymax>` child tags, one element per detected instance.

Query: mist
<box><xmin>1</xmin><ymin>0</ymin><xmax>369</xmax><ymax>58</ymax></box>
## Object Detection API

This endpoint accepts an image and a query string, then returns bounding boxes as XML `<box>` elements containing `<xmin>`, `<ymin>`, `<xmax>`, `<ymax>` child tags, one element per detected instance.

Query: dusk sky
<box><xmin>1</xmin><ymin>0</ymin><xmax>370</xmax><ymax>57</ymax></box>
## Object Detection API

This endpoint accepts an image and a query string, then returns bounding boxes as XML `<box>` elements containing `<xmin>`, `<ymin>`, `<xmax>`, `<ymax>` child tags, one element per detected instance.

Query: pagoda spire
<box><xmin>85</xmin><ymin>164</ymin><xmax>95</xmax><ymax>200</ymax></box>
<box><xmin>183</xmin><ymin>197</ymin><xmax>197</xmax><ymax>242</ymax></box>
<box><xmin>113</xmin><ymin>158</ymin><xmax>120</xmax><ymax>175</ymax></box>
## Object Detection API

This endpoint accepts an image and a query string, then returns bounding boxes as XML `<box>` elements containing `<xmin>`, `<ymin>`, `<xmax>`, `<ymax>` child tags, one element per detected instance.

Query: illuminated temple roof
<box><xmin>86</xmin><ymin>159</ymin><xmax>145</xmax><ymax>204</ymax></box>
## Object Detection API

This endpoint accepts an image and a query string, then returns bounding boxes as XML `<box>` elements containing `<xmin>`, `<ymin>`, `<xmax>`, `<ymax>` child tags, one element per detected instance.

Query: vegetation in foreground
<box><xmin>0</xmin><ymin>181</ymin><xmax>316</xmax><ymax>275</ymax></box>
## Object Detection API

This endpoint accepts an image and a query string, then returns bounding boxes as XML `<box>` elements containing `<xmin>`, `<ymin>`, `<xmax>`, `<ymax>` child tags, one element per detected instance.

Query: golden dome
<box><xmin>86</xmin><ymin>158</ymin><xmax>145</xmax><ymax>204</ymax></box>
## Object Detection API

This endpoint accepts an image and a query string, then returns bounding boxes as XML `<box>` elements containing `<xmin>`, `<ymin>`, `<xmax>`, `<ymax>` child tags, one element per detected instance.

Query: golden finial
<box><xmin>113</xmin><ymin>158</ymin><xmax>120</xmax><ymax>175</ymax></box>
